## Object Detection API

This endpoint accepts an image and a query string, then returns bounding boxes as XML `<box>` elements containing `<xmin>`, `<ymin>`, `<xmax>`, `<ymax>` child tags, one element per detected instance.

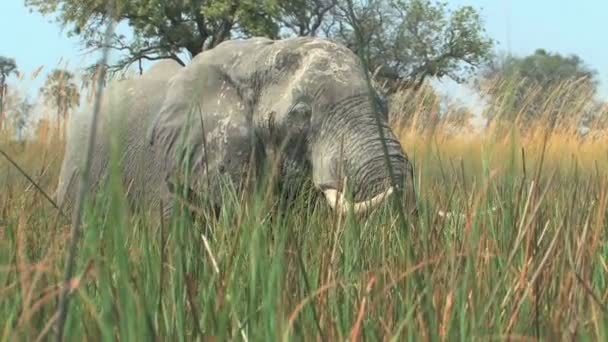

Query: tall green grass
<box><xmin>2</xmin><ymin>72</ymin><xmax>608</xmax><ymax>341</ymax></box>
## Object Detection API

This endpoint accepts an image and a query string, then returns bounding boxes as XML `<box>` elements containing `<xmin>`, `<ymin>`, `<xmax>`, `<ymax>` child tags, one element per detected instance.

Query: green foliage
<box><xmin>329</xmin><ymin>0</ymin><xmax>494</xmax><ymax>93</ymax></box>
<box><xmin>478</xmin><ymin>49</ymin><xmax>599</xmax><ymax>126</ymax></box>
<box><xmin>25</xmin><ymin>0</ymin><xmax>494</xmax><ymax>90</ymax></box>
<box><xmin>485</xmin><ymin>49</ymin><xmax>598</xmax><ymax>88</ymax></box>
<box><xmin>277</xmin><ymin>0</ymin><xmax>337</xmax><ymax>36</ymax></box>
<box><xmin>25</xmin><ymin>0</ymin><xmax>281</xmax><ymax>75</ymax></box>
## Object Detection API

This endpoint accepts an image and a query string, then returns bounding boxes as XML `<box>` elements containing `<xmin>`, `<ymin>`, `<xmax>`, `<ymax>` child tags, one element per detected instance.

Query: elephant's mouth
<box><xmin>320</xmin><ymin>178</ymin><xmax>394</xmax><ymax>215</ymax></box>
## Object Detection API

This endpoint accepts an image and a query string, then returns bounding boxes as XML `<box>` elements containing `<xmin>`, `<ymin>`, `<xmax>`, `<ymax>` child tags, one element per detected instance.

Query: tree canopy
<box><xmin>477</xmin><ymin>49</ymin><xmax>599</xmax><ymax>126</ymax></box>
<box><xmin>25</xmin><ymin>0</ymin><xmax>281</xmax><ymax>73</ymax></box>
<box><xmin>26</xmin><ymin>0</ymin><xmax>494</xmax><ymax>91</ymax></box>
<box><xmin>40</xmin><ymin>69</ymin><xmax>81</xmax><ymax>139</ymax></box>
<box><xmin>329</xmin><ymin>0</ymin><xmax>494</xmax><ymax>92</ymax></box>
<box><xmin>481</xmin><ymin>49</ymin><xmax>598</xmax><ymax>90</ymax></box>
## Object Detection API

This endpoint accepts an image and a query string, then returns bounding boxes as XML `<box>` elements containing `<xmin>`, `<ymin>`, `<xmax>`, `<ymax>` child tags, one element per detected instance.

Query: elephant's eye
<box><xmin>289</xmin><ymin>102</ymin><xmax>312</xmax><ymax>121</ymax></box>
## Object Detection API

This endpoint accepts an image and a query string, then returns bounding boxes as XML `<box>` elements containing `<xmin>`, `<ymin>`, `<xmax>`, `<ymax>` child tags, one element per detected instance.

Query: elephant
<box><xmin>55</xmin><ymin>36</ymin><xmax>418</xmax><ymax>220</ymax></box>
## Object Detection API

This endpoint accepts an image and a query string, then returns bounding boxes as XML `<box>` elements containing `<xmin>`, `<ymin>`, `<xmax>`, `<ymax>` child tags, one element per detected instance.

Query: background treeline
<box><xmin>1</xmin><ymin>0</ymin><xmax>606</xmax><ymax>143</ymax></box>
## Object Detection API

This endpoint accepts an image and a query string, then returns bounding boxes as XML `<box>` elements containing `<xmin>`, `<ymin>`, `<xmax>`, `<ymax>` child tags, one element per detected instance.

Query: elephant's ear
<box><xmin>147</xmin><ymin>61</ymin><xmax>255</xmax><ymax>202</ymax></box>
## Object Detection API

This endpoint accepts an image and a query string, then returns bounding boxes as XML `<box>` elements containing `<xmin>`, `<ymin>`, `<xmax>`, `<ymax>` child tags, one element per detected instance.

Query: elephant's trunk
<box><xmin>312</xmin><ymin>93</ymin><xmax>416</xmax><ymax>216</ymax></box>
<box><xmin>329</xmin><ymin>140</ymin><xmax>409</xmax><ymax>215</ymax></box>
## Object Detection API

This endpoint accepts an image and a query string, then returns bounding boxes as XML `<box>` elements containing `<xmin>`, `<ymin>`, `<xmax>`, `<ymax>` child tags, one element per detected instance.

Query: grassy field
<box><xmin>1</xmin><ymin>78</ymin><xmax>608</xmax><ymax>341</ymax></box>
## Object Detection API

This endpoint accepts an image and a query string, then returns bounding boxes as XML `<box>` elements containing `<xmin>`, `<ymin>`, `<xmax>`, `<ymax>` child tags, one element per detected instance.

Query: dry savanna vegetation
<box><xmin>2</xmin><ymin>60</ymin><xmax>608</xmax><ymax>341</ymax></box>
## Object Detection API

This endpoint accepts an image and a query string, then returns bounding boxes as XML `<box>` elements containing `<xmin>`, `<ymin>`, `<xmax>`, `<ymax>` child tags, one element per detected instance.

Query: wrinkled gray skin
<box><xmin>55</xmin><ymin>37</ymin><xmax>417</xmax><ymax>219</ymax></box>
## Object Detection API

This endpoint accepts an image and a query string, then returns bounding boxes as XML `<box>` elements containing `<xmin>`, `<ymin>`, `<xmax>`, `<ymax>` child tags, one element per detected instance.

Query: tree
<box><xmin>477</xmin><ymin>49</ymin><xmax>599</xmax><ymax>128</ymax></box>
<box><xmin>25</xmin><ymin>0</ymin><xmax>281</xmax><ymax>76</ymax></box>
<box><xmin>40</xmin><ymin>69</ymin><xmax>81</xmax><ymax>139</ymax></box>
<box><xmin>276</xmin><ymin>0</ymin><xmax>338</xmax><ymax>37</ymax></box>
<box><xmin>0</xmin><ymin>56</ymin><xmax>19</xmax><ymax>131</ymax></box>
<box><xmin>12</xmin><ymin>98</ymin><xmax>34</xmax><ymax>141</ymax></box>
<box><xmin>0</xmin><ymin>87</ymin><xmax>34</xmax><ymax>140</ymax></box>
<box><xmin>328</xmin><ymin>0</ymin><xmax>494</xmax><ymax>93</ymax></box>
<box><xmin>26</xmin><ymin>0</ymin><xmax>494</xmax><ymax>93</ymax></box>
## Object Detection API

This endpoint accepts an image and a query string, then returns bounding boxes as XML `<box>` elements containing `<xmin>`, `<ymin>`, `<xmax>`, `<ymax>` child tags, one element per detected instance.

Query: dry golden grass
<box><xmin>1</xmin><ymin>73</ymin><xmax>608</xmax><ymax>340</ymax></box>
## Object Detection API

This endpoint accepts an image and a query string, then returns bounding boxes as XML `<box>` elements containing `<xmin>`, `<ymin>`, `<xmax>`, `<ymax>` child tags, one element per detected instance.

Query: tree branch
<box><xmin>309</xmin><ymin>0</ymin><xmax>337</xmax><ymax>36</ymax></box>
<box><xmin>208</xmin><ymin>2</ymin><xmax>240</xmax><ymax>48</ymax></box>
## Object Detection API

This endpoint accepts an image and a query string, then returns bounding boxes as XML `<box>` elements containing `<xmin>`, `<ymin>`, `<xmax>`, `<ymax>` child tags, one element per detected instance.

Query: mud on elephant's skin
<box><xmin>55</xmin><ymin>36</ymin><xmax>418</xmax><ymax>218</ymax></box>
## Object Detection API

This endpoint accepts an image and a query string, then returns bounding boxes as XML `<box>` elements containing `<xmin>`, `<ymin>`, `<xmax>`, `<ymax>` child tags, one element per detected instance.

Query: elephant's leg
<box><xmin>148</xmin><ymin>63</ymin><xmax>265</xmax><ymax>222</ymax></box>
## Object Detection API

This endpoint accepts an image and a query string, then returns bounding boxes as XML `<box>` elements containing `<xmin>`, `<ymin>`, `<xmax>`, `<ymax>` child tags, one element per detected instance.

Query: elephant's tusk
<box><xmin>437</xmin><ymin>206</ymin><xmax>498</xmax><ymax>219</ymax></box>
<box><xmin>323</xmin><ymin>186</ymin><xmax>394</xmax><ymax>215</ymax></box>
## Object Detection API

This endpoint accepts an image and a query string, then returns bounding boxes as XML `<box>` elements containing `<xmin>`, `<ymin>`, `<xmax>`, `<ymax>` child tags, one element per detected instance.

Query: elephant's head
<box><xmin>148</xmin><ymin>37</ymin><xmax>417</xmax><ymax>217</ymax></box>
<box><xmin>306</xmin><ymin>91</ymin><xmax>416</xmax><ymax>216</ymax></box>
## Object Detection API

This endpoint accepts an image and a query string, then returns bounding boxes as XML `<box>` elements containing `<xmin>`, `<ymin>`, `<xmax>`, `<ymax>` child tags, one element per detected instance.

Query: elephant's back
<box><xmin>189</xmin><ymin>36</ymin><xmax>365</xmax><ymax>94</ymax></box>
<box><xmin>120</xmin><ymin>79</ymin><xmax>170</xmax><ymax>205</ymax></box>
<box><xmin>55</xmin><ymin>72</ymin><xmax>174</xmax><ymax>213</ymax></box>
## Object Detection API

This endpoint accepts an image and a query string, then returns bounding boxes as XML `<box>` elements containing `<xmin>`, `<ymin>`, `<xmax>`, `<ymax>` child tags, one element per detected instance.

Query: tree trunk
<box><xmin>62</xmin><ymin>107</ymin><xmax>68</xmax><ymax>141</ymax></box>
<box><xmin>0</xmin><ymin>77</ymin><xmax>5</xmax><ymax>131</ymax></box>
<box><xmin>56</xmin><ymin>98</ymin><xmax>62</xmax><ymax>141</ymax></box>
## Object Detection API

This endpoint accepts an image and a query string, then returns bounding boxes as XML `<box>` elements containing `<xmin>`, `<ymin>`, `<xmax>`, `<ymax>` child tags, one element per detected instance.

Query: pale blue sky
<box><xmin>1</xmin><ymin>0</ymin><xmax>607</xmax><ymax>101</ymax></box>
